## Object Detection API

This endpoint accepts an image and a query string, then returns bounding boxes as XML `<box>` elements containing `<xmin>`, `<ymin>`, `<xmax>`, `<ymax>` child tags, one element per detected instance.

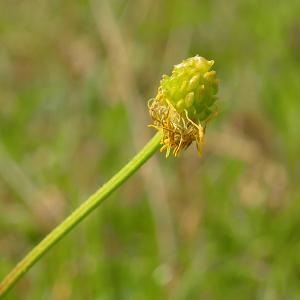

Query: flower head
<box><xmin>148</xmin><ymin>55</ymin><xmax>219</xmax><ymax>157</ymax></box>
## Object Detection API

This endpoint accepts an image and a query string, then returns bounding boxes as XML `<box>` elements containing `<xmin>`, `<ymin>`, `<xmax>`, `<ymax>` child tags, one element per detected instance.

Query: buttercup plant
<box><xmin>0</xmin><ymin>56</ymin><xmax>219</xmax><ymax>298</ymax></box>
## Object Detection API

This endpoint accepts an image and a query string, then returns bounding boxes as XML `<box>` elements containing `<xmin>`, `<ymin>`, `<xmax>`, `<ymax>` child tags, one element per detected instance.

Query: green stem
<box><xmin>0</xmin><ymin>132</ymin><xmax>161</xmax><ymax>298</ymax></box>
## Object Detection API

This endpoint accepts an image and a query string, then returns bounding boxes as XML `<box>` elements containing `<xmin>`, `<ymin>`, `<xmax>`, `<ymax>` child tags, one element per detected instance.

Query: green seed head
<box><xmin>148</xmin><ymin>55</ymin><xmax>219</xmax><ymax>157</ymax></box>
<box><xmin>160</xmin><ymin>55</ymin><xmax>218</xmax><ymax>121</ymax></box>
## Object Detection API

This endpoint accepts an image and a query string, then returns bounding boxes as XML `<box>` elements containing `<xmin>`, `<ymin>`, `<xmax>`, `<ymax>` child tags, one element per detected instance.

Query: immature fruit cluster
<box><xmin>148</xmin><ymin>55</ymin><xmax>219</xmax><ymax>157</ymax></box>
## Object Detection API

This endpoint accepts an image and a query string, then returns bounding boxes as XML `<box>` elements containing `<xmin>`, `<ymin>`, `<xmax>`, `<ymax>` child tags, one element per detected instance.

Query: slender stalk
<box><xmin>0</xmin><ymin>132</ymin><xmax>161</xmax><ymax>298</ymax></box>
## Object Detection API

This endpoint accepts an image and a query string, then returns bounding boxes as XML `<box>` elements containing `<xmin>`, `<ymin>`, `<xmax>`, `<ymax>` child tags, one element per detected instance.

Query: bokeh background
<box><xmin>1</xmin><ymin>0</ymin><xmax>300</xmax><ymax>299</ymax></box>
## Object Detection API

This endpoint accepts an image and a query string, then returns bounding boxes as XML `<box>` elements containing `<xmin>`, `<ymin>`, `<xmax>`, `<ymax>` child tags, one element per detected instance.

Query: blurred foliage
<box><xmin>1</xmin><ymin>0</ymin><xmax>300</xmax><ymax>299</ymax></box>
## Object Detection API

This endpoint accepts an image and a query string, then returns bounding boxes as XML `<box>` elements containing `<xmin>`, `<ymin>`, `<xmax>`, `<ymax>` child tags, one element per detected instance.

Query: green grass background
<box><xmin>1</xmin><ymin>0</ymin><xmax>300</xmax><ymax>299</ymax></box>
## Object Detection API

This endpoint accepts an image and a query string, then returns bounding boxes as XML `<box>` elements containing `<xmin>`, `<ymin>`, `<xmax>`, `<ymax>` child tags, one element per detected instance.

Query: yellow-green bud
<box><xmin>160</xmin><ymin>55</ymin><xmax>218</xmax><ymax>120</ymax></box>
<box><xmin>148</xmin><ymin>55</ymin><xmax>219</xmax><ymax>157</ymax></box>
